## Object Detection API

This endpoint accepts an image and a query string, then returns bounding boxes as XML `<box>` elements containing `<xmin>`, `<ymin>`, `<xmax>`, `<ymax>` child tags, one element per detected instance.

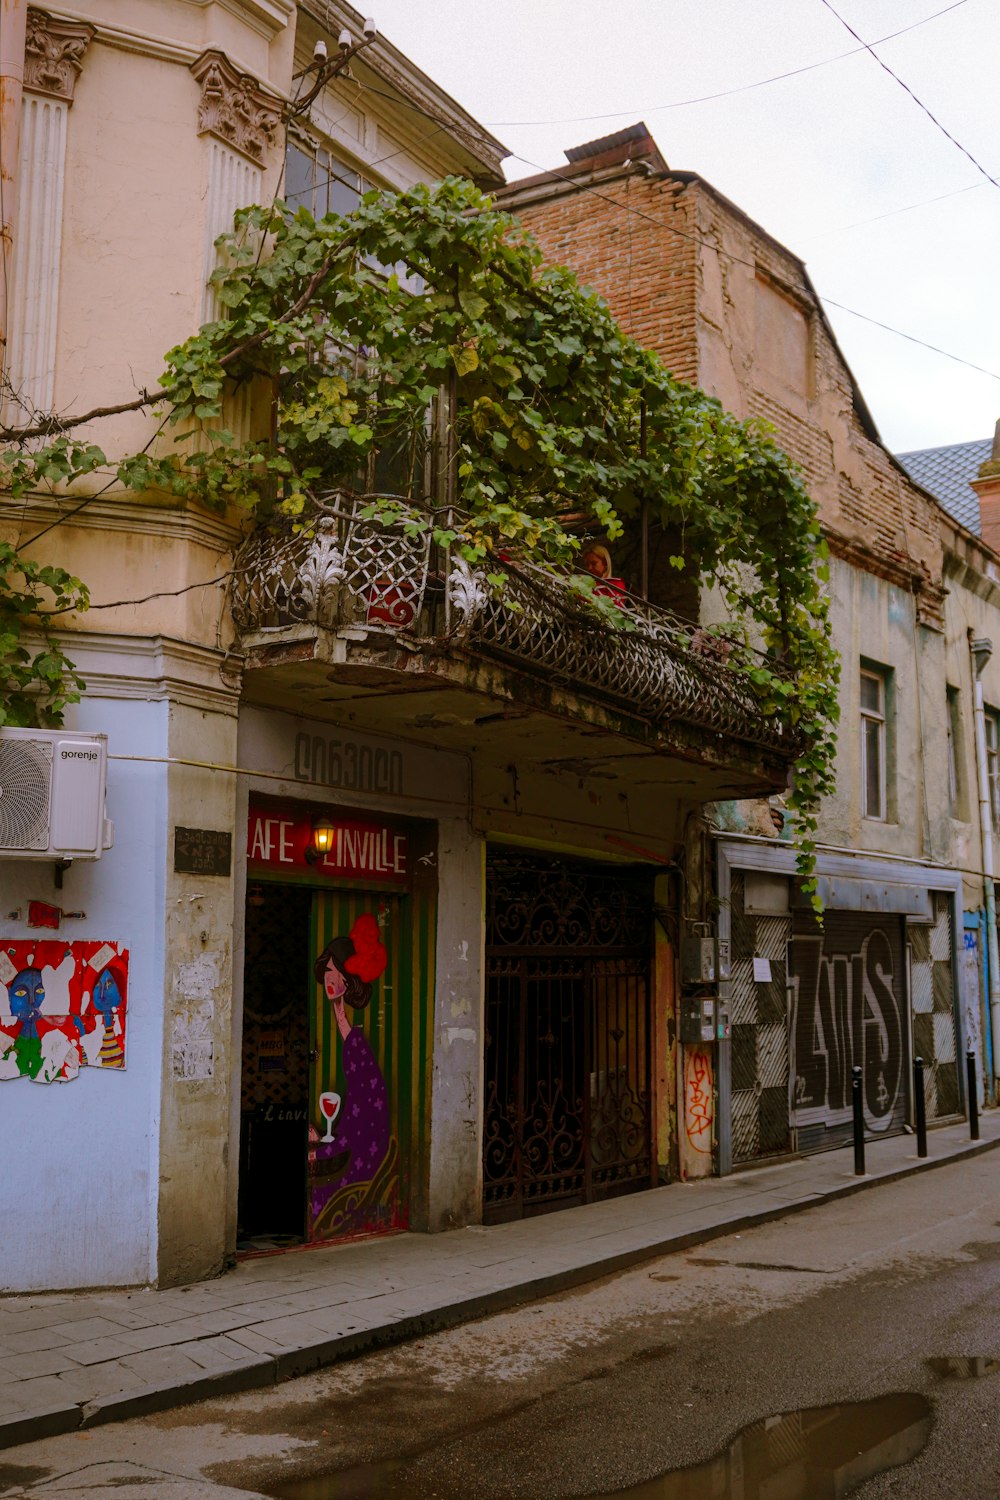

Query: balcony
<box><xmin>228</xmin><ymin>494</ymin><xmax>799</xmax><ymax>793</ymax></box>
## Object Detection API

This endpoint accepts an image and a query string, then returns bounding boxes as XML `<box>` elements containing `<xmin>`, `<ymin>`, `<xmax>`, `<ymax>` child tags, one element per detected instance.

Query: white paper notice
<box><xmin>753</xmin><ymin>956</ymin><xmax>772</xmax><ymax>983</ymax></box>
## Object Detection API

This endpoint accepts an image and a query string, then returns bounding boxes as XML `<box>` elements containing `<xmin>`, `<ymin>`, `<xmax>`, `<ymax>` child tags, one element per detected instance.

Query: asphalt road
<box><xmin>4</xmin><ymin>1152</ymin><xmax>1000</xmax><ymax>1499</ymax></box>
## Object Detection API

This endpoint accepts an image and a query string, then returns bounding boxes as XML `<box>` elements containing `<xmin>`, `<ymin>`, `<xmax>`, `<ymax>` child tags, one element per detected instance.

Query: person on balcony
<box><xmin>580</xmin><ymin>543</ymin><xmax>626</xmax><ymax>602</ymax></box>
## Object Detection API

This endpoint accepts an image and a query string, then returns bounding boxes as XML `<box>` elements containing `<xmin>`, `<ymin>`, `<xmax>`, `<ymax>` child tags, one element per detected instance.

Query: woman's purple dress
<box><xmin>311</xmin><ymin>1026</ymin><xmax>390</xmax><ymax>1226</ymax></box>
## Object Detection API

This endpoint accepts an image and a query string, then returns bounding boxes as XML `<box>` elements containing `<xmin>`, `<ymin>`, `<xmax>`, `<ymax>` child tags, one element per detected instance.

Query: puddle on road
<box><xmin>928</xmin><ymin>1356</ymin><xmax>1000</xmax><ymax>1379</ymax></box>
<box><xmin>266</xmin><ymin>1390</ymin><xmax>931</xmax><ymax>1500</ymax></box>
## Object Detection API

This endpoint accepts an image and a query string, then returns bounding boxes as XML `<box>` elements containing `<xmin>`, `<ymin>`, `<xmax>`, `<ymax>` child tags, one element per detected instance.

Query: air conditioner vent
<box><xmin>0</xmin><ymin>737</ymin><xmax>53</xmax><ymax>850</ymax></box>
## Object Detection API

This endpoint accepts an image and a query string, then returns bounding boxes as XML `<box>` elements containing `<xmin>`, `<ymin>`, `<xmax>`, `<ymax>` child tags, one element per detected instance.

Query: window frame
<box><xmin>985</xmin><ymin>709</ymin><xmax>1000</xmax><ymax>833</ymax></box>
<box><xmin>946</xmin><ymin>684</ymin><xmax>969</xmax><ymax>821</ymax></box>
<box><xmin>860</xmin><ymin>666</ymin><xmax>887</xmax><ymax>822</ymax></box>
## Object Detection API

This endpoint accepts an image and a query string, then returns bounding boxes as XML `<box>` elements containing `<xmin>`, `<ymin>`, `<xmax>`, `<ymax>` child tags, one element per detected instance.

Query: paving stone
<box><xmin>0</xmin><ymin>1327</ymin><xmax>76</xmax><ymax>1355</ymax></box>
<box><xmin>62</xmin><ymin>1335</ymin><xmax>138</xmax><ymax>1367</ymax></box>
<box><xmin>0</xmin><ymin>1348</ymin><xmax>81</xmax><ymax>1380</ymax></box>
<box><xmin>79</xmin><ymin>1355</ymin><xmax>274</xmax><ymax>1429</ymax></box>
<box><xmin>51</xmin><ymin>1361</ymin><xmax>135</xmax><ymax>1401</ymax></box>
<box><xmin>115</xmin><ymin>1349</ymin><xmax>212</xmax><ymax>1388</ymax></box>
<box><xmin>0</xmin><ymin>1306</ymin><xmax>84</xmax><ymax>1337</ymax></box>
<box><xmin>5</xmin><ymin>1374</ymin><xmax>78</xmax><ymax>1412</ymax></box>
<box><xmin>142</xmin><ymin>1309</ymin><xmax>258</xmax><ymax>1341</ymax></box>
<box><xmin>55</xmin><ymin>1316</ymin><xmax>143</xmax><ymax>1343</ymax></box>
<box><xmin>181</xmin><ymin>1334</ymin><xmax>265</xmax><ymax>1370</ymax></box>
<box><xmin>226</xmin><ymin>1327</ymin><xmax>286</xmax><ymax>1357</ymax></box>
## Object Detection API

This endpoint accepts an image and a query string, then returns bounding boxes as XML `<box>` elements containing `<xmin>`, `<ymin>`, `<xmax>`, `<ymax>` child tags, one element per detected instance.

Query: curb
<box><xmin>3</xmin><ymin>1131</ymin><xmax>997</xmax><ymax>1452</ymax></box>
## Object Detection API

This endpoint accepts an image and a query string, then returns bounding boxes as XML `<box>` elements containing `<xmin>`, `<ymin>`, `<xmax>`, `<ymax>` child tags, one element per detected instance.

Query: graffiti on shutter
<box><xmin>789</xmin><ymin>911</ymin><xmax>907</xmax><ymax>1153</ymax></box>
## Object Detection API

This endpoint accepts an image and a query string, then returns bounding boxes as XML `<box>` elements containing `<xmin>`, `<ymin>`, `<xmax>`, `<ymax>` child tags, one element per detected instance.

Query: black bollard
<box><xmin>968</xmin><ymin>1050</ymin><xmax>981</xmax><ymax>1141</ymax></box>
<box><xmin>914</xmin><ymin>1056</ymin><xmax>928</xmax><ymax>1158</ymax></box>
<box><xmin>852</xmin><ymin>1064</ymin><xmax>865</xmax><ymax>1175</ymax></box>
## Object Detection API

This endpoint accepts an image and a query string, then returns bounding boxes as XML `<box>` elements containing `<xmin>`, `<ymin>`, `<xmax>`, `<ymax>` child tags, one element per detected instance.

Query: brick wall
<box><xmin>508</xmin><ymin>174</ymin><xmax>700</xmax><ymax>388</ymax></box>
<box><xmin>504</xmin><ymin>166</ymin><xmax>945</xmax><ymax>616</ymax></box>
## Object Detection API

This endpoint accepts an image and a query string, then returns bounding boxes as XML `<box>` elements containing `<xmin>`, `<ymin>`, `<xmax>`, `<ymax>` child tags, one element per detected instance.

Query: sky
<box><xmin>361</xmin><ymin>0</ymin><xmax>1000</xmax><ymax>455</ymax></box>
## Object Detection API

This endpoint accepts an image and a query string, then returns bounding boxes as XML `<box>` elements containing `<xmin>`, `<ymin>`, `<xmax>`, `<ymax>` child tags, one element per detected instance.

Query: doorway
<box><xmin>237</xmin><ymin>882</ymin><xmax>312</xmax><ymax>1248</ymax></box>
<box><xmin>483</xmin><ymin>852</ymin><xmax>655</xmax><ymax>1223</ymax></box>
<box><xmin>238</xmin><ymin>876</ymin><xmax>436</xmax><ymax>1250</ymax></box>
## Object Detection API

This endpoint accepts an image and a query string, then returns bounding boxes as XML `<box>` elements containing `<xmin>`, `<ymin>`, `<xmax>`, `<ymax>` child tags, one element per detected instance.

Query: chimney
<box><xmin>972</xmin><ymin>418</ymin><xmax>1000</xmax><ymax>554</ymax></box>
<box><xmin>563</xmin><ymin>121</ymin><xmax>668</xmax><ymax>176</ymax></box>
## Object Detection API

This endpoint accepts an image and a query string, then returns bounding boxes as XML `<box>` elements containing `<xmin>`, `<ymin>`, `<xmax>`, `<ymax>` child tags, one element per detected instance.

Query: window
<box><xmin>986</xmin><ymin>711</ymin><xmax>1000</xmax><ymax>832</ymax></box>
<box><xmin>860</xmin><ymin>667</ymin><xmax>887</xmax><ymax>820</ymax></box>
<box><xmin>284</xmin><ymin>139</ymin><xmax>423</xmax><ymax>294</ymax></box>
<box><xmin>285</xmin><ymin>139</ymin><xmax>363</xmax><ymax>219</ymax></box>
<box><xmin>946</xmin><ymin>686</ymin><xmax>969</xmax><ymax>820</ymax></box>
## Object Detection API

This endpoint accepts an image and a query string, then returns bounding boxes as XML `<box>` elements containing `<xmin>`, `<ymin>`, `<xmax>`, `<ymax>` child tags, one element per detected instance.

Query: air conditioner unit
<box><xmin>0</xmin><ymin>728</ymin><xmax>115</xmax><ymax>860</ymax></box>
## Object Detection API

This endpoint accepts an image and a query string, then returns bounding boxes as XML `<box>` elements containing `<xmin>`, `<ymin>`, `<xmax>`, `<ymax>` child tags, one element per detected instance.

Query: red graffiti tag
<box><xmin>685</xmin><ymin>1048</ymin><xmax>714</xmax><ymax>1154</ymax></box>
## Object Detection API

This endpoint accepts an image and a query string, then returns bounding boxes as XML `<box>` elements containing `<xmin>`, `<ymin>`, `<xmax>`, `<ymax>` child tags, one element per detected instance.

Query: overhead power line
<box><xmin>819</xmin><ymin>299</ymin><xmax>1000</xmax><ymax>381</ymax></box>
<box><xmin>817</xmin><ymin>0</ymin><xmax>1000</xmax><ymax>193</ymax></box>
<box><xmin>235</xmin><ymin>64</ymin><xmax>1000</xmax><ymax>391</ymax></box>
<box><xmin>480</xmin><ymin>0</ymin><xmax>972</xmax><ymax>127</ymax></box>
<box><xmin>501</xmin><ymin>150</ymin><xmax>1000</xmax><ymax>385</ymax></box>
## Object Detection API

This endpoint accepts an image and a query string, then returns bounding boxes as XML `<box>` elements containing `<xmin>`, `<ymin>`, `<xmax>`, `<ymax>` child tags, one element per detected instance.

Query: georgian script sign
<box><xmin>247</xmin><ymin>803</ymin><xmax>408</xmax><ymax>888</ymax></box>
<box><xmin>174</xmin><ymin>827</ymin><xmax>232</xmax><ymax>877</ymax></box>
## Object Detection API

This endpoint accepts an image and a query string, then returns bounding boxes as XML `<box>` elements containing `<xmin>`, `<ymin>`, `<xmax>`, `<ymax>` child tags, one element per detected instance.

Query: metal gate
<box><xmin>483</xmin><ymin>854</ymin><xmax>654</xmax><ymax>1222</ymax></box>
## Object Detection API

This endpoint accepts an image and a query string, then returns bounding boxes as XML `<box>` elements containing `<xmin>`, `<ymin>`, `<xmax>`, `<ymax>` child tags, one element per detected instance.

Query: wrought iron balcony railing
<box><xmin>229</xmin><ymin>493</ymin><xmax>798</xmax><ymax>755</ymax></box>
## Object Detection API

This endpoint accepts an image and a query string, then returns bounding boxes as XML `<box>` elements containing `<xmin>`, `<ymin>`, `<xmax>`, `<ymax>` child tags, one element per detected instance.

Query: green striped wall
<box><xmin>309</xmin><ymin>883</ymin><xmax>436</xmax><ymax>1239</ymax></box>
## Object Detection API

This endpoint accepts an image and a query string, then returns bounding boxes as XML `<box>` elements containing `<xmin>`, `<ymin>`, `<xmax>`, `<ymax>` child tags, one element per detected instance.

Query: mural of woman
<box><xmin>310</xmin><ymin>913</ymin><xmax>397</xmax><ymax>1239</ymax></box>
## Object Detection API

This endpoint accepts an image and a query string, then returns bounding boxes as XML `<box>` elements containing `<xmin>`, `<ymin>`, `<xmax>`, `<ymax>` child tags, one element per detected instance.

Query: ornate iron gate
<box><xmin>483</xmin><ymin>854</ymin><xmax>654</xmax><ymax>1222</ymax></box>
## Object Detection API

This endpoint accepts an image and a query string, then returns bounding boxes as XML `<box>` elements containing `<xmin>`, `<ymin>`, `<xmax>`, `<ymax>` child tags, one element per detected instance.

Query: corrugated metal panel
<box><xmin>730</xmin><ymin>874</ymin><xmax>791</xmax><ymax>1164</ymax></box>
<box><xmin>909</xmin><ymin>895</ymin><xmax>961</xmax><ymax>1121</ymax></box>
<box><xmin>790</xmin><ymin>911</ymin><xmax>908</xmax><ymax>1153</ymax></box>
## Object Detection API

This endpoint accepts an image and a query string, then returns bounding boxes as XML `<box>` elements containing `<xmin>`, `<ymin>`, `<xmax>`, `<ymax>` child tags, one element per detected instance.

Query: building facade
<box><xmin>0</xmin><ymin>19</ymin><xmax>802</xmax><ymax>1290</ymax></box>
<box><xmin>501</xmin><ymin>125</ymin><xmax>997</xmax><ymax>1173</ymax></box>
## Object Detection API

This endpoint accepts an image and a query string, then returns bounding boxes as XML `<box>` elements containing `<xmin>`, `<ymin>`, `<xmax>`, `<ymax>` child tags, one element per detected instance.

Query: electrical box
<box><xmin>681</xmin><ymin>936</ymin><xmax>731</xmax><ymax>986</ymax></box>
<box><xmin>680</xmin><ymin>994</ymin><xmax>731</xmax><ymax>1044</ymax></box>
<box><xmin>680</xmin><ymin>995</ymin><xmax>716</xmax><ymax>1045</ymax></box>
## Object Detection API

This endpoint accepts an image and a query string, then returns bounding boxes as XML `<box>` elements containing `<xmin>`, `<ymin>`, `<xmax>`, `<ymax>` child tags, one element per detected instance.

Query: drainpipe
<box><xmin>970</xmin><ymin>633</ymin><xmax>999</xmax><ymax>1101</ymax></box>
<box><xmin>0</xmin><ymin>0</ymin><xmax>28</xmax><ymax>371</ymax></box>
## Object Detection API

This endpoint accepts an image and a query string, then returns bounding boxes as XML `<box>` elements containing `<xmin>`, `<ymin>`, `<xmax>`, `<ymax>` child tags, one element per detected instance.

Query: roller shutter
<box><xmin>789</xmin><ymin>910</ymin><xmax>908</xmax><ymax>1154</ymax></box>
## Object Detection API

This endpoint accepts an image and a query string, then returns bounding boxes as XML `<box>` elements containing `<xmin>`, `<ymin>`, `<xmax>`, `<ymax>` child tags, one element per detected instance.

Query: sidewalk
<box><xmin>2</xmin><ymin>1113</ymin><xmax>998</xmax><ymax>1451</ymax></box>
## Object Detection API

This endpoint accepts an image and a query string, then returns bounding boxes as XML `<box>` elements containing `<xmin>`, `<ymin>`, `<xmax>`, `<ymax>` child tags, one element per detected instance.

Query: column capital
<box><xmin>190</xmin><ymin>49</ymin><xmax>282</xmax><ymax>165</ymax></box>
<box><xmin>24</xmin><ymin>8</ymin><xmax>95</xmax><ymax>103</ymax></box>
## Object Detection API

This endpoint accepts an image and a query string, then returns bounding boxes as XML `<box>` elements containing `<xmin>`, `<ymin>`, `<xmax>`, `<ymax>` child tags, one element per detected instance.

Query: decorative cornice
<box><xmin>190</xmin><ymin>49</ymin><xmax>281</xmax><ymax>165</ymax></box>
<box><xmin>24</xmin><ymin>8</ymin><xmax>95</xmax><ymax>102</ymax></box>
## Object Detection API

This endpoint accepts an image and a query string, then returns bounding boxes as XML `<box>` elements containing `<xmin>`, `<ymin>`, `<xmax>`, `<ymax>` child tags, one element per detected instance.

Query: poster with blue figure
<box><xmin>0</xmin><ymin>939</ymin><xmax>129</xmax><ymax>1082</ymax></box>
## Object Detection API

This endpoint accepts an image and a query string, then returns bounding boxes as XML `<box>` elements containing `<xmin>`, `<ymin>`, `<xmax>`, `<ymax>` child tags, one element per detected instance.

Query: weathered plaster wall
<box><xmin>156</xmin><ymin>683</ymin><xmax>240</xmax><ymax>1287</ymax></box>
<box><xmin>425</xmin><ymin>822</ymin><xmax>485</xmax><ymax>1231</ymax></box>
<box><xmin>472</xmin><ymin>756</ymin><xmax>688</xmax><ymax>866</ymax></box>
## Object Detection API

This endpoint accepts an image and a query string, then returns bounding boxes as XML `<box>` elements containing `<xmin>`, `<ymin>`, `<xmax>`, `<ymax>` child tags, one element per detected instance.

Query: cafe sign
<box><xmin>247</xmin><ymin>803</ymin><xmax>409</xmax><ymax>888</ymax></box>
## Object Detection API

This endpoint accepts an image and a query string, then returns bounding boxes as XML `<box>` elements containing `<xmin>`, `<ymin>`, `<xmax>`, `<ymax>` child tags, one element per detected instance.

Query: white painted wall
<box><xmin>0</xmin><ymin>695</ymin><xmax>168</xmax><ymax>1292</ymax></box>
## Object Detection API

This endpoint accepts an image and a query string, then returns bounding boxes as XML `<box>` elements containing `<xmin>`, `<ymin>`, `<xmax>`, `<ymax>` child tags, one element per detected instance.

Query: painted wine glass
<box><xmin>318</xmin><ymin>1091</ymin><xmax>341</xmax><ymax>1143</ymax></box>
